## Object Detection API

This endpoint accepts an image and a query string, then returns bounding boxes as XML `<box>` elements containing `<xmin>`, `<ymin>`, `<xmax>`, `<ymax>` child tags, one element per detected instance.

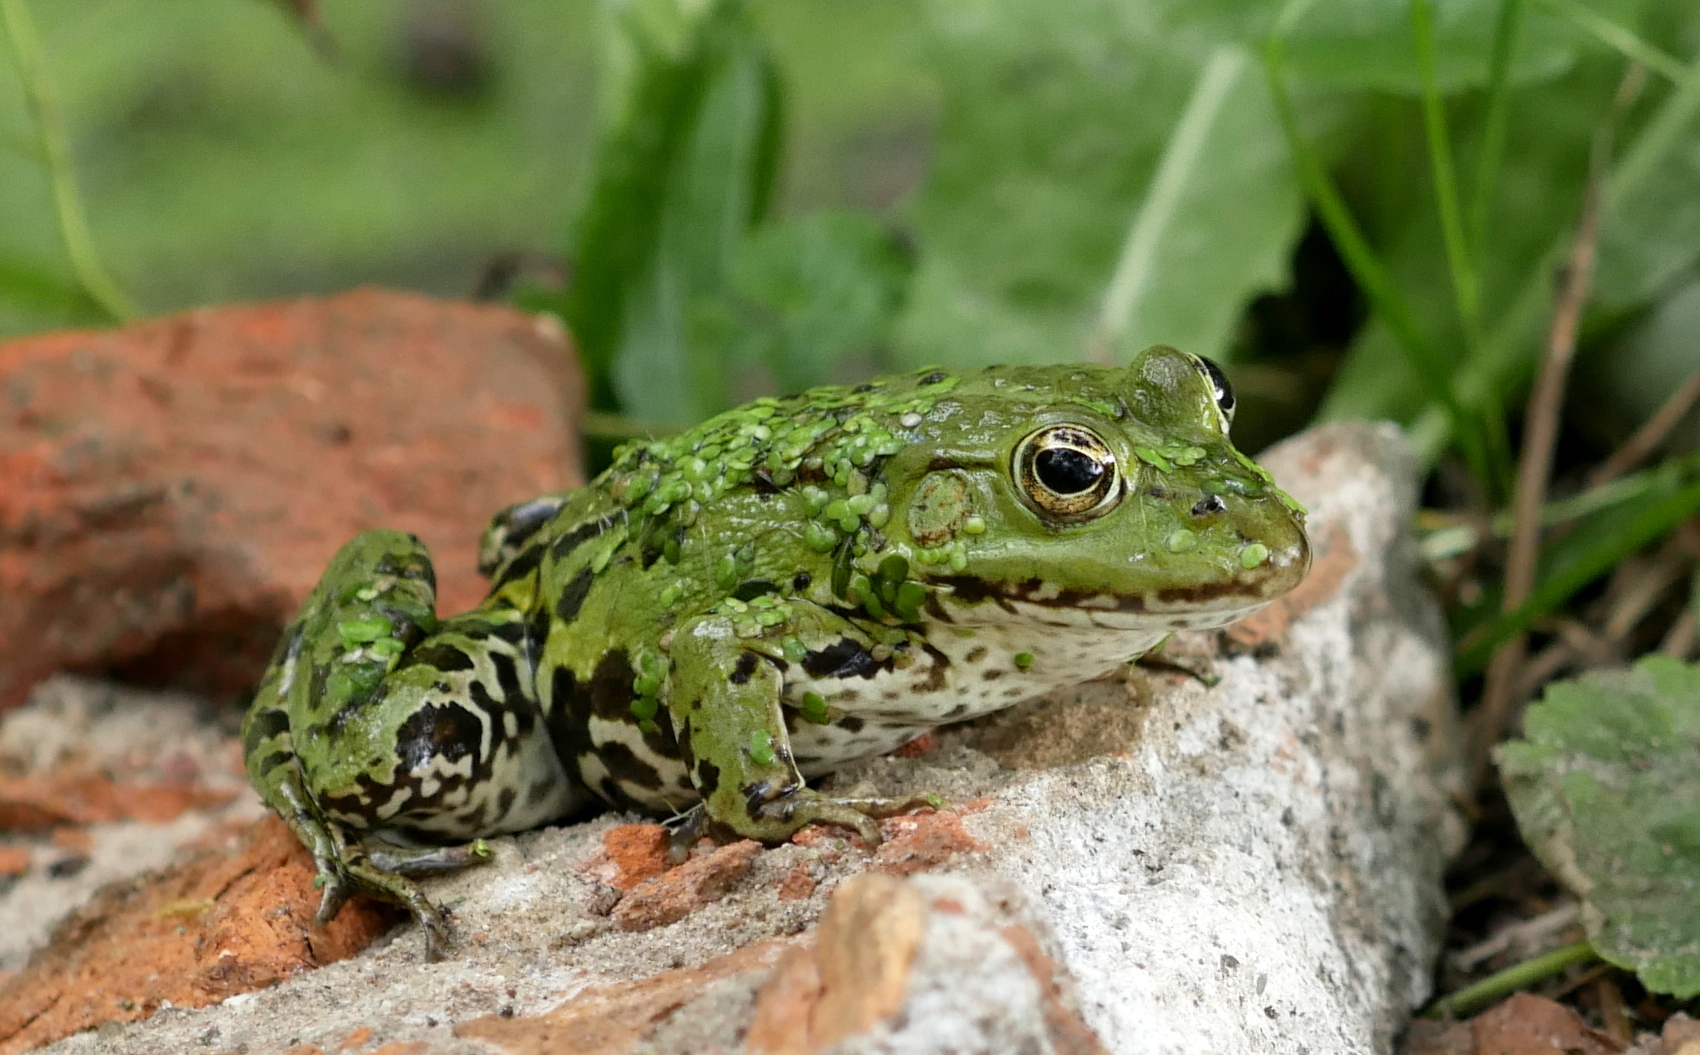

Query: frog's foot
<box><xmin>662</xmin><ymin>806</ymin><xmax>712</xmax><ymax>865</ymax></box>
<box><xmin>306</xmin><ymin>826</ymin><xmax>491</xmax><ymax>962</ymax></box>
<box><xmin>755</xmin><ymin>786</ymin><xmax>939</xmax><ymax>849</ymax></box>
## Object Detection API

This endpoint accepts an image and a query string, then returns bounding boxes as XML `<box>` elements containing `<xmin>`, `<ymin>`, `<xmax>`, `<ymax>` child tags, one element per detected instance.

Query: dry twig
<box><xmin>1587</xmin><ymin>366</ymin><xmax>1700</xmax><ymax>488</ymax></box>
<box><xmin>1467</xmin><ymin>122</ymin><xmax>1611</xmax><ymax>791</ymax></box>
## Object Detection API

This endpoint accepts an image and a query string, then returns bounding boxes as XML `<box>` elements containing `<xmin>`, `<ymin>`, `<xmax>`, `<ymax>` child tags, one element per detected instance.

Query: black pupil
<box><xmin>1035</xmin><ymin>447</ymin><xmax>1104</xmax><ymax>495</ymax></box>
<box><xmin>1199</xmin><ymin>357</ymin><xmax>1235</xmax><ymax>413</ymax></box>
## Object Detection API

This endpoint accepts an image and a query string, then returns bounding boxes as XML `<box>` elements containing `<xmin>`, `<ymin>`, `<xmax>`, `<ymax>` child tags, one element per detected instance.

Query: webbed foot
<box><xmin>755</xmin><ymin>787</ymin><xmax>941</xmax><ymax>848</ymax></box>
<box><xmin>301</xmin><ymin>817</ymin><xmax>491</xmax><ymax>962</ymax></box>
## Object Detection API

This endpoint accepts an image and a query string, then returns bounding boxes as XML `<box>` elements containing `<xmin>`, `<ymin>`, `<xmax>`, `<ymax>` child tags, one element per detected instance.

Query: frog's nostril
<box><xmin>1190</xmin><ymin>494</ymin><xmax>1227</xmax><ymax>517</ymax></box>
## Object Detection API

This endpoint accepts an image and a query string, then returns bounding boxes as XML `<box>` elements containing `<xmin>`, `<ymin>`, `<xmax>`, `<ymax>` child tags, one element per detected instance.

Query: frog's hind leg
<box><xmin>246</xmin><ymin>530</ymin><xmax>583</xmax><ymax>959</ymax></box>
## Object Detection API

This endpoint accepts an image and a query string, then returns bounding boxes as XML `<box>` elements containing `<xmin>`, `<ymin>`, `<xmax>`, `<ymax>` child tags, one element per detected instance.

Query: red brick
<box><xmin>0</xmin><ymin>290</ymin><xmax>582</xmax><ymax>709</ymax></box>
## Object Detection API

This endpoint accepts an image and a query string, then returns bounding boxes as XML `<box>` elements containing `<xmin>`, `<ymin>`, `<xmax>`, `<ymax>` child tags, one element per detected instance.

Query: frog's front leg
<box><xmin>666</xmin><ymin>607</ymin><xmax>932</xmax><ymax>845</ymax></box>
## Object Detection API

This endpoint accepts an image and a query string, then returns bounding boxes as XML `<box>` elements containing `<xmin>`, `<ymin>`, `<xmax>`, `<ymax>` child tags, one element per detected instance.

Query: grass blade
<box><xmin>1093</xmin><ymin>45</ymin><xmax>1248</xmax><ymax>363</ymax></box>
<box><xmin>0</xmin><ymin>0</ymin><xmax>134</xmax><ymax>322</ymax></box>
<box><xmin>1264</xmin><ymin>32</ymin><xmax>1493</xmax><ymax>484</ymax></box>
<box><xmin>1468</xmin><ymin>0</ymin><xmax>1524</xmax><ymax>284</ymax></box>
<box><xmin>1424</xmin><ymin>942</ymin><xmax>1598</xmax><ymax>1019</ymax></box>
<box><xmin>1410</xmin><ymin>0</ymin><xmax>1481</xmax><ymax>343</ymax></box>
<box><xmin>1538</xmin><ymin>0</ymin><xmax>1689</xmax><ymax>83</ymax></box>
<box><xmin>1456</xmin><ymin>477</ymin><xmax>1700</xmax><ymax>675</ymax></box>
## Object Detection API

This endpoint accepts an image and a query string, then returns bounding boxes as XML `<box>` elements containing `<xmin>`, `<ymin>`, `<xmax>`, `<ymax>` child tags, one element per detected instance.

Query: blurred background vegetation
<box><xmin>3</xmin><ymin>0</ymin><xmax>1700</xmax><ymax>1017</ymax></box>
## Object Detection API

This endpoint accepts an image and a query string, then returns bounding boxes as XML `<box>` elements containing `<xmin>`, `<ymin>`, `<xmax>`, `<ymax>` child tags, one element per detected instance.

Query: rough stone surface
<box><xmin>0</xmin><ymin>677</ymin><xmax>266</xmax><ymax>973</ymax></box>
<box><xmin>4</xmin><ymin>421</ymin><xmax>1461</xmax><ymax>1054</ymax></box>
<box><xmin>0</xmin><ymin>289</ymin><xmax>582</xmax><ymax>709</ymax></box>
<box><xmin>0</xmin><ymin>814</ymin><xmax>392</xmax><ymax>1055</ymax></box>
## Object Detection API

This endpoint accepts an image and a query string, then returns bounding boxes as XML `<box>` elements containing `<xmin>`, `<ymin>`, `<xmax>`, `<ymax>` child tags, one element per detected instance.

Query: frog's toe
<box><xmin>830</xmin><ymin>791</ymin><xmax>943</xmax><ymax>820</ymax></box>
<box><xmin>662</xmin><ymin>806</ymin><xmax>711</xmax><ymax>864</ymax></box>
<box><xmin>341</xmin><ymin>857</ymin><xmax>452</xmax><ymax>961</ymax></box>
<box><xmin>367</xmin><ymin>837</ymin><xmax>494</xmax><ymax>876</ymax></box>
<box><xmin>311</xmin><ymin>866</ymin><xmax>353</xmax><ymax>928</ymax></box>
<box><xmin>755</xmin><ymin>791</ymin><xmax>884</xmax><ymax>847</ymax></box>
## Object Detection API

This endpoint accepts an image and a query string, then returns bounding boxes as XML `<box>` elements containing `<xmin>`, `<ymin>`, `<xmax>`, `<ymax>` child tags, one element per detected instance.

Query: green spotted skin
<box><xmin>242</xmin><ymin>346</ymin><xmax>1310</xmax><ymax>957</ymax></box>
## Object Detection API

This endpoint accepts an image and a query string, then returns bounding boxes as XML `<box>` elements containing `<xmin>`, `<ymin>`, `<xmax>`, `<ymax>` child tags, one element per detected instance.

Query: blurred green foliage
<box><xmin>1</xmin><ymin>0</ymin><xmax>1697</xmax><ymax>474</ymax></box>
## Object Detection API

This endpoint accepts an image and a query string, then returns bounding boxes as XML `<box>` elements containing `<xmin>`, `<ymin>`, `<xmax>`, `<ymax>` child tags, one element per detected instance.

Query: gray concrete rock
<box><xmin>10</xmin><ymin>422</ymin><xmax>1461</xmax><ymax>1055</ymax></box>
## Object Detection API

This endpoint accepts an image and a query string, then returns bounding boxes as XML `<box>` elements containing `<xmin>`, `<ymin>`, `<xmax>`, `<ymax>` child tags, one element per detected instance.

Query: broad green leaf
<box><xmin>1498</xmin><ymin>656</ymin><xmax>1700</xmax><ymax>998</ymax></box>
<box><xmin>1094</xmin><ymin>46</ymin><xmax>1308</xmax><ymax>365</ymax></box>
<box><xmin>894</xmin><ymin>0</ymin><xmax>1311</xmax><ymax>372</ymax></box>
<box><xmin>0</xmin><ymin>257</ymin><xmax>100</xmax><ymax>320</ymax></box>
<box><xmin>563</xmin><ymin>0</ymin><xmax>782</xmax><ymax>425</ymax></box>
<box><xmin>694</xmin><ymin>211</ymin><xmax>912</xmax><ymax>394</ymax></box>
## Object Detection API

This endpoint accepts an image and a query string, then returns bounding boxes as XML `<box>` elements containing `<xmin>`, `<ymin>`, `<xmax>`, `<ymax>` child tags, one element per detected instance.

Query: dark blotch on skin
<box><xmin>400</xmin><ymin>642</ymin><xmax>477</xmax><ymax>673</ymax></box>
<box><xmin>838</xmin><ymin>717</ymin><xmax>865</xmax><ymax>733</ymax></box>
<box><xmin>545</xmin><ymin>665</ymin><xmax>595</xmax><ymax>781</ymax></box>
<box><xmin>488</xmin><ymin>543</ymin><xmax>544</xmax><ymax>591</ymax></box>
<box><xmin>1156</xmin><ymin>580</ymin><xmax>1259</xmax><ymax>606</ymax></box>
<box><xmin>732</xmin><ymin>579</ymin><xmax>778</xmax><ymax>602</ymax></box>
<box><xmin>254</xmin><ymin>749</ymin><xmax>292</xmax><ymax>777</ymax></box>
<box><xmin>792</xmin><ymin>572</ymin><xmax>812</xmax><ymax>592</ymax></box>
<box><xmin>696</xmin><ymin>759</ymin><xmax>722</xmax><ymax>798</ymax></box>
<box><xmin>585</xmin><ymin>649</ymin><xmax>637</xmax><ymax>722</ymax></box>
<box><xmin>550</xmin><ymin>512</ymin><xmax>617</xmax><ymax>561</ymax></box>
<box><xmin>729</xmin><ymin>652</ymin><xmax>760</xmax><ymax>686</ymax></box>
<box><xmin>803</xmin><ymin>638</ymin><xmax>883</xmax><ymax>680</ymax></box>
<box><xmin>396</xmin><ymin>702</ymin><xmax>485</xmax><ymax>768</ymax></box>
<box><xmin>242</xmin><ymin>708</ymin><xmax>289</xmax><ymax>756</ymax></box>
<box><xmin>555</xmin><ymin>568</ymin><xmax>596</xmax><ymax>622</ymax></box>
<box><xmin>743</xmin><ymin>780</ymin><xmax>776</xmax><ymax>816</ymax></box>
<box><xmin>600</xmin><ymin>741</ymin><xmax>665</xmax><ymax>790</ymax></box>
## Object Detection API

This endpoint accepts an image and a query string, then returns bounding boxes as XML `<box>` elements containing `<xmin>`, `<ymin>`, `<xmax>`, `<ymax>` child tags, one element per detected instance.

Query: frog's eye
<box><xmin>1196</xmin><ymin>356</ymin><xmax>1235</xmax><ymax>426</ymax></box>
<box><xmin>1013</xmin><ymin>425</ymin><xmax>1121</xmax><ymax>522</ymax></box>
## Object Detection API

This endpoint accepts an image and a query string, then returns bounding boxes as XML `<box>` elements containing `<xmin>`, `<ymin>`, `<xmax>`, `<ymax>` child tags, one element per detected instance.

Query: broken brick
<box><xmin>0</xmin><ymin>815</ymin><xmax>392</xmax><ymax>1054</ymax></box>
<box><xmin>610</xmin><ymin>840</ymin><xmax>762</xmax><ymax>932</ymax></box>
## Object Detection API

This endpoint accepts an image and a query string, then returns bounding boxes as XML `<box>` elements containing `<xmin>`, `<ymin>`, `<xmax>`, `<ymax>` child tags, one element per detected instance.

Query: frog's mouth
<box><xmin>929</xmin><ymin>570</ymin><xmax>1297</xmax><ymax>633</ymax></box>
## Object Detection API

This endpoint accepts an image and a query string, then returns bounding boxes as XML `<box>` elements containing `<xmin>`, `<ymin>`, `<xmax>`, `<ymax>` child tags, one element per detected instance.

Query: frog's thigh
<box><xmin>302</xmin><ymin>614</ymin><xmax>590</xmax><ymax>843</ymax></box>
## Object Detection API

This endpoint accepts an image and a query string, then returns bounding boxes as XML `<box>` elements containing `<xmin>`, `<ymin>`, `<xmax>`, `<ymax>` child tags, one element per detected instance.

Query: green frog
<box><xmin>242</xmin><ymin>346</ymin><xmax>1309</xmax><ymax>958</ymax></box>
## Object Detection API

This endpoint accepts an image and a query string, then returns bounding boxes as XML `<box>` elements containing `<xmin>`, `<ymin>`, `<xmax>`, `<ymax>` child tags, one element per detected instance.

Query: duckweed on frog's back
<box><xmin>242</xmin><ymin>345</ymin><xmax>1310</xmax><ymax>957</ymax></box>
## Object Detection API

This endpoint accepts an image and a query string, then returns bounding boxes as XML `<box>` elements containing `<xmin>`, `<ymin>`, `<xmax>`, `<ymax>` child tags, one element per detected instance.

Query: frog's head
<box><xmin>879</xmin><ymin>347</ymin><xmax>1310</xmax><ymax>631</ymax></box>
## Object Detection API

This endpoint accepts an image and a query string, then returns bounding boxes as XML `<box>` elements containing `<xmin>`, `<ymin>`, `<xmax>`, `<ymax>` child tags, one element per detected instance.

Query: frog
<box><xmin>242</xmin><ymin>344</ymin><xmax>1310</xmax><ymax>959</ymax></box>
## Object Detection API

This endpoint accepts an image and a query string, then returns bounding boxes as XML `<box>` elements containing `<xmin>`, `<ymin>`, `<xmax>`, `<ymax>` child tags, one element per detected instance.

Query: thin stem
<box><xmin>1425</xmin><ymin>942</ymin><xmax>1600</xmax><ymax>1020</ymax></box>
<box><xmin>1469</xmin><ymin>0</ymin><xmax>1524</xmax><ymax>275</ymax></box>
<box><xmin>0</xmin><ymin>0</ymin><xmax>134</xmax><ymax>321</ymax></box>
<box><xmin>1264</xmin><ymin>33</ymin><xmax>1493</xmax><ymax>486</ymax></box>
<box><xmin>1411</xmin><ymin>0</ymin><xmax>1481</xmax><ymax>343</ymax></box>
<box><xmin>1539</xmin><ymin>0</ymin><xmax>1689</xmax><ymax>83</ymax></box>
<box><xmin>1608</xmin><ymin>51</ymin><xmax>1700</xmax><ymax>209</ymax></box>
<box><xmin>1468</xmin><ymin>113</ymin><xmax>1610</xmax><ymax>791</ymax></box>
<box><xmin>1420</xmin><ymin>449</ymin><xmax>1700</xmax><ymax>562</ymax></box>
<box><xmin>1456</xmin><ymin>477</ymin><xmax>1700</xmax><ymax>675</ymax></box>
<box><xmin>1587</xmin><ymin>367</ymin><xmax>1700</xmax><ymax>488</ymax></box>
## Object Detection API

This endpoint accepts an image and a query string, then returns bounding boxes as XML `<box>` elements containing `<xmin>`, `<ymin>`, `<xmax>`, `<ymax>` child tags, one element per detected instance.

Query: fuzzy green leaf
<box><xmin>894</xmin><ymin>0</ymin><xmax>1310</xmax><ymax>372</ymax></box>
<box><xmin>693</xmin><ymin>210</ymin><xmax>913</xmax><ymax>394</ymax></box>
<box><xmin>559</xmin><ymin>0</ymin><xmax>782</xmax><ymax>425</ymax></box>
<box><xmin>1498</xmin><ymin>656</ymin><xmax>1700</xmax><ymax>998</ymax></box>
